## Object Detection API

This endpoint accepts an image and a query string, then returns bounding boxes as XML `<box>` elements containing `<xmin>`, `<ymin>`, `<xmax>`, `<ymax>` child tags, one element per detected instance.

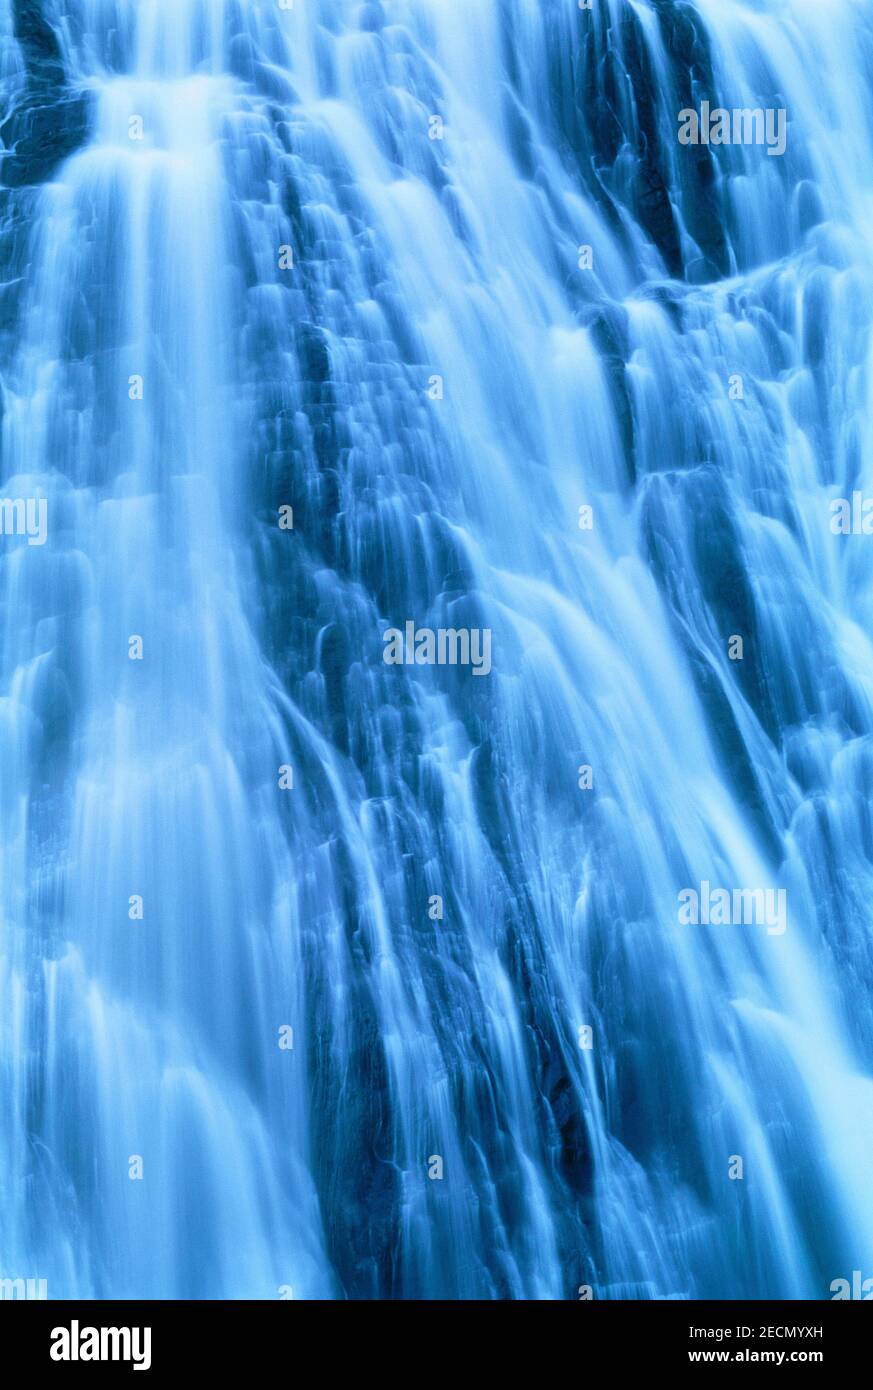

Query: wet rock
<box><xmin>2</xmin><ymin>1</ymin><xmax>92</xmax><ymax>188</ymax></box>
<box><xmin>1</xmin><ymin>90</ymin><xmax>91</xmax><ymax>187</ymax></box>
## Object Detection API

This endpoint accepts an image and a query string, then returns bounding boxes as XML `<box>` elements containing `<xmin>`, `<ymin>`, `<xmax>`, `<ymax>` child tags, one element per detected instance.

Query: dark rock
<box><xmin>1</xmin><ymin>91</ymin><xmax>91</xmax><ymax>187</ymax></box>
<box><xmin>1</xmin><ymin>0</ymin><xmax>92</xmax><ymax>188</ymax></box>
<box><xmin>13</xmin><ymin>0</ymin><xmax>63</xmax><ymax>70</ymax></box>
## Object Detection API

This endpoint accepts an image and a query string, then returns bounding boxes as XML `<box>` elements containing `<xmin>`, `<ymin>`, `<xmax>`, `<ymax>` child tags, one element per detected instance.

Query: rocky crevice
<box><xmin>1</xmin><ymin>0</ymin><xmax>91</xmax><ymax>189</ymax></box>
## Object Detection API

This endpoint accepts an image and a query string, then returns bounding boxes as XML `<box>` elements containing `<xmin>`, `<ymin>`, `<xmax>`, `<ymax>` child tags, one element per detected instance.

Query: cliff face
<box><xmin>1</xmin><ymin>0</ymin><xmax>91</xmax><ymax>189</ymax></box>
<box><xmin>0</xmin><ymin>0</ymin><xmax>91</xmax><ymax>356</ymax></box>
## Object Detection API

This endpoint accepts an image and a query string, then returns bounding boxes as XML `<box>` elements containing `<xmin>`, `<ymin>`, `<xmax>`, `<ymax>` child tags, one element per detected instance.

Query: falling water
<box><xmin>1</xmin><ymin>0</ymin><xmax>872</xmax><ymax>1300</ymax></box>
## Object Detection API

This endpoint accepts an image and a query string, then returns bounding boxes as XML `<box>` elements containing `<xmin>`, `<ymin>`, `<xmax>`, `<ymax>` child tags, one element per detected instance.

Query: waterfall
<box><xmin>1</xmin><ymin>0</ymin><xmax>872</xmax><ymax>1301</ymax></box>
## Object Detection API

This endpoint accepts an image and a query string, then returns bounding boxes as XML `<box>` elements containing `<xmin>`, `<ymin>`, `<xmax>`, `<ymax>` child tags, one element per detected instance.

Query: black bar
<box><xmin>3</xmin><ymin>1298</ymin><xmax>867</xmax><ymax>1375</ymax></box>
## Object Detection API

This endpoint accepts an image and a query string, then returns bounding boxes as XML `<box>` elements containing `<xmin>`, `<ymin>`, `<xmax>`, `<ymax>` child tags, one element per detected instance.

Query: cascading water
<box><xmin>1</xmin><ymin>0</ymin><xmax>872</xmax><ymax>1301</ymax></box>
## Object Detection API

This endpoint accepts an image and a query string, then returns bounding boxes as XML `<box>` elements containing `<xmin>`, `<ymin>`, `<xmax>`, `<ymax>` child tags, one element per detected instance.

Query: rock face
<box><xmin>1</xmin><ymin>0</ymin><xmax>91</xmax><ymax>188</ymax></box>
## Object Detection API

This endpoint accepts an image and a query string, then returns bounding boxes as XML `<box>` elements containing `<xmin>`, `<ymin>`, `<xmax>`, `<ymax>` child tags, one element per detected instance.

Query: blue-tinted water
<box><xmin>1</xmin><ymin>0</ymin><xmax>873</xmax><ymax>1299</ymax></box>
